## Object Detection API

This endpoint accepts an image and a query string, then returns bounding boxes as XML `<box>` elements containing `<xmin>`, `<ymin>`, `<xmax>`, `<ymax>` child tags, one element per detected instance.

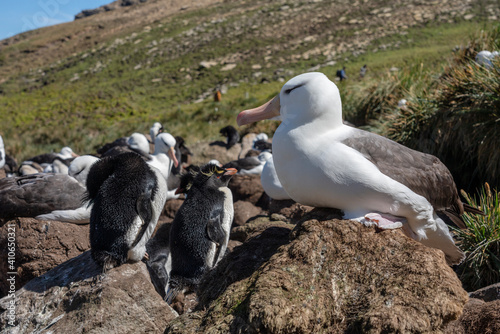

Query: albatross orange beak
<box><xmin>236</xmin><ymin>95</ymin><xmax>281</xmax><ymax>126</ymax></box>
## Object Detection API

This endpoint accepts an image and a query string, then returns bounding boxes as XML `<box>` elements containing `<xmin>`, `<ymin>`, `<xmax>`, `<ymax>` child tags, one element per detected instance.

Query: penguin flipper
<box><xmin>130</xmin><ymin>192</ymin><xmax>154</xmax><ymax>249</ymax></box>
<box><xmin>206</xmin><ymin>207</ymin><xmax>226</xmax><ymax>267</ymax></box>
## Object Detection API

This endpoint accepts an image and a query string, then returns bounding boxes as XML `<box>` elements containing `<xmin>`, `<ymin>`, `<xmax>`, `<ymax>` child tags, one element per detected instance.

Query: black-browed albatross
<box><xmin>237</xmin><ymin>72</ymin><xmax>482</xmax><ymax>265</ymax></box>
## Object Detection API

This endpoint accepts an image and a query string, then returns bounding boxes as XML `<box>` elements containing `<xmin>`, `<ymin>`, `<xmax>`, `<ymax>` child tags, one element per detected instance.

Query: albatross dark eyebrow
<box><xmin>284</xmin><ymin>83</ymin><xmax>305</xmax><ymax>95</ymax></box>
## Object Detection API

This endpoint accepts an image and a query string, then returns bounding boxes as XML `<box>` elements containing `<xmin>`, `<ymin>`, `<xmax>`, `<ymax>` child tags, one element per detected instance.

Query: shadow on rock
<box><xmin>196</xmin><ymin>225</ymin><xmax>293</xmax><ymax>308</ymax></box>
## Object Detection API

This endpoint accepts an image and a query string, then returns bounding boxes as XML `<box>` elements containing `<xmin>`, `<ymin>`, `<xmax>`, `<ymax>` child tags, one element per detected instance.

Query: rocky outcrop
<box><xmin>444</xmin><ymin>282</ymin><xmax>500</xmax><ymax>333</ymax></box>
<box><xmin>469</xmin><ymin>282</ymin><xmax>500</xmax><ymax>302</ymax></box>
<box><xmin>0</xmin><ymin>251</ymin><xmax>177</xmax><ymax>333</ymax></box>
<box><xmin>445</xmin><ymin>298</ymin><xmax>500</xmax><ymax>334</ymax></box>
<box><xmin>230</xmin><ymin>215</ymin><xmax>295</xmax><ymax>243</ymax></box>
<box><xmin>189</xmin><ymin>141</ymin><xmax>241</xmax><ymax>166</ymax></box>
<box><xmin>0</xmin><ymin>218</ymin><xmax>90</xmax><ymax>298</ymax></box>
<box><xmin>228</xmin><ymin>174</ymin><xmax>265</xmax><ymax>205</ymax></box>
<box><xmin>166</xmin><ymin>210</ymin><xmax>469</xmax><ymax>333</ymax></box>
<box><xmin>232</xmin><ymin>200</ymin><xmax>263</xmax><ymax>227</ymax></box>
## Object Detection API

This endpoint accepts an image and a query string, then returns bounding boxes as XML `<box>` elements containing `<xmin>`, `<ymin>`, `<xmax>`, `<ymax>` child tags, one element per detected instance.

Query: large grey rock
<box><xmin>228</xmin><ymin>175</ymin><xmax>264</xmax><ymax>206</ymax></box>
<box><xmin>0</xmin><ymin>251</ymin><xmax>177</xmax><ymax>333</ymax></box>
<box><xmin>469</xmin><ymin>282</ymin><xmax>500</xmax><ymax>302</ymax></box>
<box><xmin>189</xmin><ymin>141</ymin><xmax>241</xmax><ymax>166</ymax></box>
<box><xmin>232</xmin><ymin>200</ymin><xmax>262</xmax><ymax>227</ymax></box>
<box><xmin>0</xmin><ymin>218</ymin><xmax>90</xmax><ymax>298</ymax></box>
<box><xmin>166</xmin><ymin>210</ymin><xmax>469</xmax><ymax>333</ymax></box>
<box><xmin>445</xmin><ymin>298</ymin><xmax>500</xmax><ymax>334</ymax></box>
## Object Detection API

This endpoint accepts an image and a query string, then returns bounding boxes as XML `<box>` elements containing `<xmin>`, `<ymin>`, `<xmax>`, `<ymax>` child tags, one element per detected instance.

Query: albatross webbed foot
<box><xmin>363</xmin><ymin>213</ymin><xmax>405</xmax><ymax>230</ymax></box>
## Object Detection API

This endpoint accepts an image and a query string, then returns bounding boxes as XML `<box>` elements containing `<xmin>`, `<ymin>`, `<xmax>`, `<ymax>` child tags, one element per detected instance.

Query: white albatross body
<box><xmin>237</xmin><ymin>72</ymin><xmax>470</xmax><ymax>265</ymax></box>
<box><xmin>147</xmin><ymin>132</ymin><xmax>180</xmax><ymax>200</ymax></box>
<box><xmin>260</xmin><ymin>153</ymin><xmax>291</xmax><ymax>200</ymax></box>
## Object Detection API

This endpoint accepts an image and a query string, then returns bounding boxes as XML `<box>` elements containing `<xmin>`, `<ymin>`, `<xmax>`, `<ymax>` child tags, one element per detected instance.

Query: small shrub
<box><xmin>453</xmin><ymin>183</ymin><xmax>500</xmax><ymax>291</ymax></box>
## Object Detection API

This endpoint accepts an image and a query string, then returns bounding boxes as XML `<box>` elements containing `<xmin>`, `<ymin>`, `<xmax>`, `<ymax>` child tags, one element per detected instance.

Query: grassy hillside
<box><xmin>0</xmin><ymin>0</ymin><xmax>498</xmax><ymax>189</ymax></box>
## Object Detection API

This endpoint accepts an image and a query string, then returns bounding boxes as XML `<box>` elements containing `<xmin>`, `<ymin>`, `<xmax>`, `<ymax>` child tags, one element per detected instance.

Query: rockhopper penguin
<box><xmin>219</xmin><ymin>125</ymin><xmax>240</xmax><ymax>149</ymax></box>
<box><xmin>145</xmin><ymin>165</ymin><xmax>200</xmax><ymax>299</ymax></box>
<box><xmin>85</xmin><ymin>152</ymin><xmax>167</xmax><ymax>271</ymax></box>
<box><xmin>165</xmin><ymin>163</ymin><xmax>237</xmax><ymax>303</ymax></box>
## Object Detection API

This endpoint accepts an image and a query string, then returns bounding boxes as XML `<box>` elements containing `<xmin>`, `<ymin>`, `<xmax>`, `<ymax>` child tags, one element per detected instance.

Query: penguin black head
<box><xmin>195</xmin><ymin>163</ymin><xmax>237</xmax><ymax>189</ymax></box>
<box><xmin>176</xmin><ymin>163</ymin><xmax>236</xmax><ymax>195</ymax></box>
<box><xmin>175</xmin><ymin>165</ymin><xmax>201</xmax><ymax>194</ymax></box>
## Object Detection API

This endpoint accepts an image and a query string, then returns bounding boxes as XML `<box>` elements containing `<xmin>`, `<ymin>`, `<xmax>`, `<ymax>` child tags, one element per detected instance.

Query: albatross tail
<box><xmin>417</xmin><ymin>215</ymin><xmax>465</xmax><ymax>265</ymax></box>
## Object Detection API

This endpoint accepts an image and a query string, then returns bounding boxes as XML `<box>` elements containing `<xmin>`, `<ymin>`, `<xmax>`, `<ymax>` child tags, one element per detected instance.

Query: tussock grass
<box><xmin>342</xmin><ymin>25</ymin><xmax>500</xmax><ymax>192</ymax></box>
<box><xmin>411</xmin><ymin>26</ymin><xmax>500</xmax><ymax>192</ymax></box>
<box><xmin>454</xmin><ymin>183</ymin><xmax>500</xmax><ymax>291</ymax></box>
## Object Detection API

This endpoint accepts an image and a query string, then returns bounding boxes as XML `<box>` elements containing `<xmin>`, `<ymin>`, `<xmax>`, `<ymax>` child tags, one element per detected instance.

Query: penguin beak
<box><xmin>174</xmin><ymin>187</ymin><xmax>183</xmax><ymax>195</ymax></box>
<box><xmin>223</xmin><ymin>168</ymin><xmax>237</xmax><ymax>176</ymax></box>
<box><xmin>237</xmin><ymin>95</ymin><xmax>281</xmax><ymax>126</ymax></box>
<box><xmin>168</xmin><ymin>147</ymin><xmax>179</xmax><ymax>168</ymax></box>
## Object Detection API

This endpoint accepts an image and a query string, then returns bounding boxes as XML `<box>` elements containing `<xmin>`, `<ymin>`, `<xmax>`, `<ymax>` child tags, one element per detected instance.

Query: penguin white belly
<box><xmin>206</xmin><ymin>243</ymin><xmax>217</xmax><ymax>268</ymax></box>
<box><xmin>218</xmin><ymin>186</ymin><xmax>234</xmax><ymax>263</ymax></box>
<box><xmin>205</xmin><ymin>186</ymin><xmax>233</xmax><ymax>268</ymax></box>
<box><xmin>128</xmin><ymin>168</ymin><xmax>168</xmax><ymax>262</ymax></box>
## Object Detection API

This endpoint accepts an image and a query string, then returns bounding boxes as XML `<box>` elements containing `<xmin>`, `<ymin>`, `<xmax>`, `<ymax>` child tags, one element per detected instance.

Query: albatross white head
<box><xmin>150</xmin><ymin>122</ymin><xmax>164</xmax><ymax>142</ymax></box>
<box><xmin>127</xmin><ymin>133</ymin><xmax>150</xmax><ymax>155</ymax></box>
<box><xmin>237</xmin><ymin>72</ymin><xmax>343</xmax><ymax>130</ymax></box>
<box><xmin>149</xmin><ymin>133</ymin><xmax>179</xmax><ymax>181</ymax></box>
<box><xmin>58</xmin><ymin>146</ymin><xmax>79</xmax><ymax>159</ymax></box>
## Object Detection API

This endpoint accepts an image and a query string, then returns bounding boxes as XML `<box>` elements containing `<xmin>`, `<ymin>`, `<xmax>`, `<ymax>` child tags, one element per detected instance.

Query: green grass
<box><xmin>454</xmin><ymin>183</ymin><xmax>500</xmax><ymax>291</ymax></box>
<box><xmin>336</xmin><ymin>23</ymin><xmax>500</xmax><ymax>192</ymax></box>
<box><xmin>0</xmin><ymin>1</ymin><xmax>496</xmax><ymax>165</ymax></box>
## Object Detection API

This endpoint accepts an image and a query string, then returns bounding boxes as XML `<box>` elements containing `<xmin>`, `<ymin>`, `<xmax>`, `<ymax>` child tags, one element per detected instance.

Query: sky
<box><xmin>0</xmin><ymin>0</ymin><xmax>114</xmax><ymax>41</ymax></box>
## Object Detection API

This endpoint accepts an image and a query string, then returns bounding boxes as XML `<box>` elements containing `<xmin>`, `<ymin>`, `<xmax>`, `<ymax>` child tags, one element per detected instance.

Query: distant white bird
<box><xmin>42</xmin><ymin>158</ymin><xmax>72</xmax><ymax>174</ymax></box>
<box><xmin>18</xmin><ymin>161</ymin><xmax>44</xmax><ymax>175</ymax></box>
<box><xmin>68</xmin><ymin>155</ymin><xmax>100</xmax><ymax>185</ymax></box>
<box><xmin>150</xmin><ymin>122</ymin><xmax>164</xmax><ymax>143</ymax></box>
<box><xmin>475</xmin><ymin>50</ymin><xmax>499</xmax><ymax>69</ymax></box>
<box><xmin>0</xmin><ymin>135</ymin><xmax>5</xmax><ymax>170</ymax></box>
<box><xmin>224</xmin><ymin>151</ymin><xmax>272</xmax><ymax>175</ymax></box>
<box><xmin>147</xmin><ymin>132</ymin><xmax>180</xmax><ymax>200</ymax></box>
<box><xmin>208</xmin><ymin>159</ymin><xmax>222</xmax><ymax>167</ymax></box>
<box><xmin>237</xmin><ymin>72</ymin><xmax>483</xmax><ymax>265</ymax></box>
<box><xmin>100</xmin><ymin>132</ymin><xmax>150</xmax><ymax>158</ymax></box>
<box><xmin>24</xmin><ymin>146</ymin><xmax>78</xmax><ymax>165</ymax></box>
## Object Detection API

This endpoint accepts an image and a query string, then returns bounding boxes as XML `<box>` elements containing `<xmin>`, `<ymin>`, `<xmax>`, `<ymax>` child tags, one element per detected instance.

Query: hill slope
<box><xmin>0</xmin><ymin>0</ymin><xmax>498</xmax><ymax>162</ymax></box>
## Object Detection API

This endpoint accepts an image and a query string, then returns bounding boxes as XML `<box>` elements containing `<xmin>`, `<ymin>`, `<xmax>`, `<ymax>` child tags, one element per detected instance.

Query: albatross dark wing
<box><xmin>342</xmin><ymin>130</ymin><xmax>468</xmax><ymax>227</ymax></box>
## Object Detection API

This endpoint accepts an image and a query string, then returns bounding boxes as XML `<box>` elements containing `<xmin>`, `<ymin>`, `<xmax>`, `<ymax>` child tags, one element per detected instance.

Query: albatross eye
<box><xmin>284</xmin><ymin>83</ymin><xmax>304</xmax><ymax>95</ymax></box>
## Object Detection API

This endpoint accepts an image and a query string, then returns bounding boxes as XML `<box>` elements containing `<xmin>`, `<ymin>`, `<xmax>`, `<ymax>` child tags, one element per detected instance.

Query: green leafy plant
<box><xmin>453</xmin><ymin>183</ymin><xmax>500</xmax><ymax>291</ymax></box>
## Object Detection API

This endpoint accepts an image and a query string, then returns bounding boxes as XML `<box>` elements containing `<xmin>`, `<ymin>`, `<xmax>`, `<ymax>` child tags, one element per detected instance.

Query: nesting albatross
<box><xmin>0</xmin><ymin>173</ymin><xmax>86</xmax><ymax>222</ymax></box>
<box><xmin>237</xmin><ymin>72</ymin><xmax>482</xmax><ymax>265</ymax></box>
